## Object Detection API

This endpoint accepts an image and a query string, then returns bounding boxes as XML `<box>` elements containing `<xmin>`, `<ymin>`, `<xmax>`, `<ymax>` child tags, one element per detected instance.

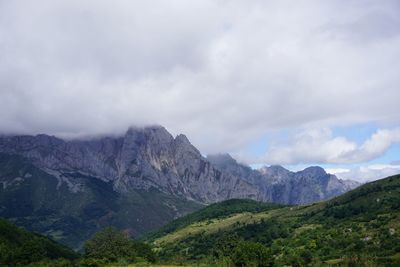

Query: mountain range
<box><xmin>0</xmin><ymin>126</ymin><xmax>359</xmax><ymax>248</ymax></box>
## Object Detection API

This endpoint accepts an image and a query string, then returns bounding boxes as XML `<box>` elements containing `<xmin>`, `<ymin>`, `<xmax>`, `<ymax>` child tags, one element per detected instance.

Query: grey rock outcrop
<box><xmin>0</xmin><ymin>126</ymin><xmax>259</xmax><ymax>203</ymax></box>
<box><xmin>208</xmin><ymin>154</ymin><xmax>360</xmax><ymax>204</ymax></box>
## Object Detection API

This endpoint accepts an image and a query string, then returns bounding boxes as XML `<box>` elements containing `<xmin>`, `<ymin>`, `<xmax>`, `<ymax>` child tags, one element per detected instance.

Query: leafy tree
<box><xmin>84</xmin><ymin>227</ymin><xmax>136</xmax><ymax>263</ymax></box>
<box><xmin>132</xmin><ymin>241</ymin><xmax>156</xmax><ymax>263</ymax></box>
<box><xmin>299</xmin><ymin>249</ymin><xmax>313</xmax><ymax>265</ymax></box>
<box><xmin>84</xmin><ymin>227</ymin><xmax>156</xmax><ymax>264</ymax></box>
<box><xmin>212</xmin><ymin>233</ymin><xmax>241</xmax><ymax>258</ymax></box>
<box><xmin>231</xmin><ymin>240</ymin><xmax>271</xmax><ymax>267</ymax></box>
<box><xmin>78</xmin><ymin>257</ymin><xmax>107</xmax><ymax>267</ymax></box>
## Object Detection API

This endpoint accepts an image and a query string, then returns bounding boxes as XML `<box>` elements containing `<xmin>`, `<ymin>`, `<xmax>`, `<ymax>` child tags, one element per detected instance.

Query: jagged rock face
<box><xmin>0</xmin><ymin>126</ymin><xmax>359</xmax><ymax>205</ymax></box>
<box><xmin>208</xmin><ymin>155</ymin><xmax>360</xmax><ymax>205</ymax></box>
<box><xmin>0</xmin><ymin>134</ymin><xmax>123</xmax><ymax>181</ymax></box>
<box><xmin>115</xmin><ymin>127</ymin><xmax>260</xmax><ymax>202</ymax></box>
<box><xmin>0</xmin><ymin>126</ymin><xmax>259</xmax><ymax>203</ymax></box>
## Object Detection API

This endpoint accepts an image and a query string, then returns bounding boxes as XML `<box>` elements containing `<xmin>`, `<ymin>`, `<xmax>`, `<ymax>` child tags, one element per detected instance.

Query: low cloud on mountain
<box><xmin>0</xmin><ymin>1</ymin><xmax>399</xmax><ymax>168</ymax></box>
<box><xmin>330</xmin><ymin>164</ymin><xmax>400</xmax><ymax>183</ymax></box>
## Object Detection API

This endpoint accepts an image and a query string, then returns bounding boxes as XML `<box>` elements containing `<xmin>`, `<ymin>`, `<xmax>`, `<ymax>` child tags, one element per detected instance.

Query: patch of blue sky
<box><xmin>367</xmin><ymin>143</ymin><xmax>400</xmax><ymax>164</ymax></box>
<box><xmin>330</xmin><ymin>123</ymin><xmax>379</xmax><ymax>145</ymax></box>
<box><xmin>245</xmin><ymin>123</ymin><xmax>399</xmax><ymax>170</ymax></box>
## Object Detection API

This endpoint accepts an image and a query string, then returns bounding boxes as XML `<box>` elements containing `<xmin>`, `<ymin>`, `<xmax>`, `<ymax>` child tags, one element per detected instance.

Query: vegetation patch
<box><xmin>147</xmin><ymin>174</ymin><xmax>400</xmax><ymax>266</ymax></box>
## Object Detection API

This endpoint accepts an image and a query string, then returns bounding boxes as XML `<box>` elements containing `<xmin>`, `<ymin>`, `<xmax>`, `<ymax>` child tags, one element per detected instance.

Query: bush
<box><xmin>84</xmin><ymin>227</ymin><xmax>136</xmax><ymax>263</ymax></box>
<box><xmin>212</xmin><ymin>234</ymin><xmax>272</xmax><ymax>266</ymax></box>
<box><xmin>132</xmin><ymin>241</ymin><xmax>156</xmax><ymax>263</ymax></box>
<box><xmin>78</xmin><ymin>257</ymin><xmax>107</xmax><ymax>267</ymax></box>
<box><xmin>212</xmin><ymin>234</ymin><xmax>241</xmax><ymax>258</ymax></box>
<box><xmin>26</xmin><ymin>258</ymin><xmax>75</xmax><ymax>267</ymax></box>
<box><xmin>231</xmin><ymin>241</ymin><xmax>271</xmax><ymax>267</ymax></box>
<box><xmin>83</xmin><ymin>227</ymin><xmax>156</xmax><ymax>264</ymax></box>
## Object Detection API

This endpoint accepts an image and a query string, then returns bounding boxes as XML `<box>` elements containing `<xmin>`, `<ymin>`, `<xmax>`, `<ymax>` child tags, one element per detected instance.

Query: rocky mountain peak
<box><xmin>300</xmin><ymin>166</ymin><xmax>327</xmax><ymax>177</ymax></box>
<box><xmin>173</xmin><ymin>134</ymin><xmax>201</xmax><ymax>157</ymax></box>
<box><xmin>207</xmin><ymin>153</ymin><xmax>237</xmax><ymax>167</ymax></box>
<box><xmin>260</xmin><ymin>165</ymin><xmax>291</xmax><ymax>176</ymax></box>
<box><xmin>174</xmin><ymin>134</ymin><xmax>190</xmax><ymax>144</ymax></box>
<box><xmin>125</xmin><ymin>125</ymin><xmax>173</xmax><ymax>145</ymax></box>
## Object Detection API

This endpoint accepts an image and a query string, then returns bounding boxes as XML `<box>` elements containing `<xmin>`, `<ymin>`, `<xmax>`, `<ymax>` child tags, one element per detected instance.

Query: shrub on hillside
<box><xmin>83</xmin><ymin>227</ymin><xmax>155</xmax><ymax>264</ymax></box>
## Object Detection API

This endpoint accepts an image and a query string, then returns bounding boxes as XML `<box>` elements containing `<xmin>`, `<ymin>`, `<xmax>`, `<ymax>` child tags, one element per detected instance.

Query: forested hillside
<box><xmin>0</xmin><ymin>218</ymin><xmax>78</xmax><ymax>266</ymax></box>
<box><xmin>147</xmin><ymin>174</ymin><xmax>400</xmax><ymax>266</ymax></box>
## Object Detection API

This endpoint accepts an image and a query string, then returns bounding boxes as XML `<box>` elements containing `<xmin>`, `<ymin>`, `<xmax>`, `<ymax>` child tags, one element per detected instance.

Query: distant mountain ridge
<box><xmin>0</xmin><ymin>126</ymin><xmax>359</xmax><ymax>248</ymax></box>
<box><xmin>207</xmin><ymin>153</ymin><xmax>359</xmax><ymax>204</ymax></box>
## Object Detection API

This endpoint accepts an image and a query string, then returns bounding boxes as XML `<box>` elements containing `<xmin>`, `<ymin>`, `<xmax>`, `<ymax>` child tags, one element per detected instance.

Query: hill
<box><xmin>0</xmin><ymin>218</ymin><xmax>78</xmax><ymax>266</ymax></box>
<box><xmin>144</xmin><ymin>199</ymin><xmax>284</xmax><ymax>241</ymax></box>
<box><xmin>147</xmin><ymin>174</ymin><xmax>400</xmax><ymax>266</ymax></box>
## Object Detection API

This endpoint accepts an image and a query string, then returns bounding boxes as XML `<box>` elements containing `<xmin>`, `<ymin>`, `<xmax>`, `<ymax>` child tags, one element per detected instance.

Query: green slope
<box><xmin>143</xmin><ymin>198</ymin><xmax>284</xmax><ymax>241</ymax></box>
<box><xmin>0</xmin><ymin>218</ymin><xmax>78</xmax><ymax>266</ymax></box>
<box><xmin>0</xmin><ymin>153</ymin><xmax>202</xmax><ymax>250</ymax></box>
<box><xmin>148</xmin><ymin>174</ymin><xmax>400</xmax><ymax>266</ymax></box>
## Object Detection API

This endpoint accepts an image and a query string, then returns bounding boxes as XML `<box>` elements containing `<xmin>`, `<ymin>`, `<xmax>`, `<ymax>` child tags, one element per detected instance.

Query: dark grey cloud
<box><xmin>0</xmin><ymin>0</ymin><xmax>399</xmax><ymax>155</ymax></box>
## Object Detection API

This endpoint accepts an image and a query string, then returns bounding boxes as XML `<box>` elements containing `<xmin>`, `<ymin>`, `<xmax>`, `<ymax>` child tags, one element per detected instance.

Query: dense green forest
<box><xmin>0</xmin><ymin>220</ymin><xmax>155</xmax><ymax>266</ymax></box>
<box><xmin>0</xmin><ymin>218</ymin><xmax>78</xmax><ymax>266</ymax></box>
<box><xmin>1</xmin><ymin>174</ymin><xmax>399</xmax><ymax>266</ymax></box>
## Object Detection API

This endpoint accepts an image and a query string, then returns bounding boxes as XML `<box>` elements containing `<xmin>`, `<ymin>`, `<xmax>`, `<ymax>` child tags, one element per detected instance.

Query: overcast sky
<box><xmin>1</xmin><ymin>0</ymin><xmax>399</xmax><ymax>182</ymax></box>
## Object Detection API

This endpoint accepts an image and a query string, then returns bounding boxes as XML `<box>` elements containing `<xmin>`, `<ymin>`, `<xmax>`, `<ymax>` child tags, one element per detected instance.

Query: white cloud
<box><xmin>325</xmin><ymin>168</ymin><xmax>350</xmax><ymax>174</ymax></box>
<box><xmin>262</xmin><ymin>128</ymin><xmax>400</xmax><ymax>165</ymax></box>
<box><xmin>0</xmin><ymin>1</ymin><xmax>399</xmax><ymax>154</ymax></box>
<box><xmin>332</xmin><ymin>164</ymin><xmax>400</xmax><ymax>183</ymax></box>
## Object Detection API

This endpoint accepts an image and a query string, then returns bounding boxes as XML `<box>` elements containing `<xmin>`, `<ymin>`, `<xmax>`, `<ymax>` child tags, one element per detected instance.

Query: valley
<box><xmin>1</xmin><ymin>173</ymin><xmax>398</xmax><ymax>266</ymax></box>
<box><xmin>0</xmin><ymin>127</ymin><xmax>358</xmax><ymax>249</ymax></box>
